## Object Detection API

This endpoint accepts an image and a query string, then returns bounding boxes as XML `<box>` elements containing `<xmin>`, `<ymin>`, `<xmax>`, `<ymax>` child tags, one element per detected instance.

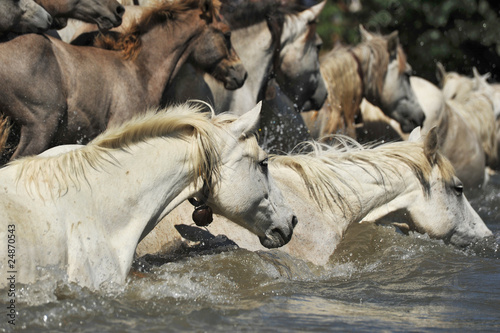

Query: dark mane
<box><xmin>95</xmin><ymin>0</ymin><xmax>221</xmax><ymax>60</ymax></box>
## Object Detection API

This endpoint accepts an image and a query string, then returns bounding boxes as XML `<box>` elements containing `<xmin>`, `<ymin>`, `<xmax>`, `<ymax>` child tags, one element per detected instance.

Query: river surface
<box><xmin>1</xmin><ymin>173</ymin><xmax>499</xmax><ymax>332</ymax></box>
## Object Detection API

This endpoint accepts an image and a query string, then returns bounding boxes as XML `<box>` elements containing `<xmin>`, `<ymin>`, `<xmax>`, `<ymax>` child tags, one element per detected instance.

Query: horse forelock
<box><xmin>95</xmin><ymin>0</ymin><xmax>221</xmax><ymax>60</ymax></box>
<box><xmin>12</xmin><ymin>103</ymin><xmax>226</xmax><ymax>200</ymax></box>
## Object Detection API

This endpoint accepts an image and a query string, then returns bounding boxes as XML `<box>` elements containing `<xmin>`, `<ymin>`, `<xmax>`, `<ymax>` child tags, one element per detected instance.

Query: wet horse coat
<box><xmin>0</xmin><ymin>103</ymin><xmax>296</xmax><ymax>289</ymax></box>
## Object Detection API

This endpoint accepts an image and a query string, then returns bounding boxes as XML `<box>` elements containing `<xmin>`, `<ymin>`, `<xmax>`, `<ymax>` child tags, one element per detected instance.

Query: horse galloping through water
<box><xmin>0</xmin><ymin>102</ymin><xmax>297</xmax><ymax>290</ymax></box>
<box><xmin>302</xmin><ymin>25</ymin><xmax>425</xmax><ymax>140</ymax></box>
<box><xmin>0</xmin><ymin>0</ymin><xmax>53</xmax><ymax>33</ymax></box>
<box><xmin>0</xmin><ymin>0</ymin><xmax>247</xmax><ymax>163</ymax></box>
<box><xmin>137</xmin><ymin>127</ymin><xmax>492</xmax><ymax>266</ymax></box>
<box><xmin>34</xmin><ymin>0</ymin><xmax>125</xmax><ymax>31</ymax></box>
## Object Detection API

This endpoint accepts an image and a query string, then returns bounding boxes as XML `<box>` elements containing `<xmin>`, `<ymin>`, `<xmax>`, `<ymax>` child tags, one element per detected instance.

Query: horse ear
<box><xmin>309</xmin><ymin>1</ymin><xmax>326</xmax><ymax>19</ymax></box>
<box><xmin>386</xmin><ymin>30</ymin><xmax>399</xmax><ymax>56</ymax></box>
<box><xmin>436</xmin><ymin>62</ymin><xmax>446</xmax><ymax>88</ymax></box>
<box><xmin>423</xmin><ymin>126</ymin><xmax>439</xmax><ymax>163</ymax></box>
<box><xmin>408</xmin><ymin>126</ymin><xmax>422</xmax><ymax>142</ymax></box>
<box><xmin>230</xmin><ymin>101</ymin><xmax>262</xmax><ymax>139</ymax></box>
<box><xmin>359</xmin><ymin>25</ymin><xmax>373</xmax><ymax>42</ymax></box>
<box><xmin>472</xmin><ymin>67</ymin><xmax>491</xmax><ymax>90</ymax></box>
<box><xmin>298</xmin><ymin>1</ymin><xmax>325</xmax><ymax>22</ymax></box>
<box><xmin>199</xmin><ymin>0</ymin><xmax>214</xmax><ymax>22</ymax></box>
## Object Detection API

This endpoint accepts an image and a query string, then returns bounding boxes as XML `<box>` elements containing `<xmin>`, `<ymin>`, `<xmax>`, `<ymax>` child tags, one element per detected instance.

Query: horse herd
<box><xmin>0</xmin><ymin>0</ymin><xmax>497</xmax><ymax>290</ymax></box>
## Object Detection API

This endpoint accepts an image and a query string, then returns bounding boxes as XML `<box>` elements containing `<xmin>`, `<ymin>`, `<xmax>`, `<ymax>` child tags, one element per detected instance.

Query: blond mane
<box><xmin>271</xmin><ymin>137</ymin><xmax>455</xmax><ymax>215</ymax></box>
<box><xmin>95</xmin><ymin>0</ymin><xmax>221</xmax><ymax>60</ymax></box>
<box><xmin>11</xmin><ymin>103</ymin><xmax>240</xmax><ymax>199</ymax></box>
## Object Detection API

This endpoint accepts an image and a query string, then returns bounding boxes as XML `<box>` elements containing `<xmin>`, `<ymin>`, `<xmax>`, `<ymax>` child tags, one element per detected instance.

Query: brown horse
<box><xmin>0</xmin><ymin>0</ymin><xmax>246</xmax><ymax>162</ymax></box>
<box><xmin>302</xmin><ymin>26</ymin><xmax>425</xmax><ymax>140</ymax></box>
<box><xmin>0</xmin><ymin>0</ymin><xmax>52</xmax><ymax>33</ymax></box>
<box><xmin>35</xmin><ymin>0</ymin><xmax>125</xmax><ymax>30</ymax></box>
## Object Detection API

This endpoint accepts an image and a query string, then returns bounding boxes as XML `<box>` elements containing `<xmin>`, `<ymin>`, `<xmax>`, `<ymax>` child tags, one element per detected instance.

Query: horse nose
<box><xmin>292</xmin><ymin>215</ymin><xmax>298</xmax><ymax>228</ymax></box>
<box><xmin>115</xmin><ymin>5</ymin><xmax>125</xmax><ymax>18</ymax></box>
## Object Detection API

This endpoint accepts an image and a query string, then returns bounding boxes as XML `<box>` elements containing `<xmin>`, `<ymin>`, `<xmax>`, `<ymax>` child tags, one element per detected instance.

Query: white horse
<box><xmin>0</xmin><ymin>102</ymin><xmax>297</xmax><ymax>289</ymax></box>
<box><xmin>436</xmin><ymin>63</ymin><xmax>498</xmax><ymax>168</ymax></box>
<box><xmin>0</xmin><ymin>0</ymin><xmax>52</xmax><ymax>33</ymax></box>
<box><xmin>412</xmin><ymin>75</ymin><xmax>487</xmax><ymax>190</ymax></box>
<box><xmin>137</xmin><ymin>127</ymin><xmax>492</xmax><ymax>265</ymax></box>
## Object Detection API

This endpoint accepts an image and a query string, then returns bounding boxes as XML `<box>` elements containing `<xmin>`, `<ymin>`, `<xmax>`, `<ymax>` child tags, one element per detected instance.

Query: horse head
<box><xmin>275</xmin><ymin>1</ymin><xmax>328</xmax><ymax>112</ymax></box>
<box><xmin>190</xmin><ymin>0</ymin><xmax>247</xmax><ymax>90</ymax></box>
<box><xmin>436</xmin><ymin>62</ymin><xmax>475</xmax><ymax>102</ymax></box>
<box><xmin>358</xmin><ymin>26</ymin><xmax>425</xmax><ymax>133</ymax></box>
<box><xmin>207</xmin><ymin>102</ymin><xmax>297</xmax><ymax>248</ymax></box>
<box><xmin>65</xmin><ymin>0</ymin><xmax>124</xmax><ymax>30</ymax></box>
<box><xmin>0</xmin><ymin>0</ymin><xmax>52</xmax><ymax>33</ymax></box>
<box><xmin>364</xmin><ymin>127</ymin><xmax>493</xmax><ymax>247</ymax></box>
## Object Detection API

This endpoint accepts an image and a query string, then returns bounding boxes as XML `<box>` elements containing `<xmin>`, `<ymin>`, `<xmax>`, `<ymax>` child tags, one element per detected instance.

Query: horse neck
<box><xmin>208</xmin><ymin>21</ymin><xmax>273</xmax><ymax>113</ymax></box>
<box><xmin>132</xmin><ymin>13</ymin><xmax>206</xmax><ymax>105</ymax></box>
<box><xmin>80</xmin><ymin>138</ymin><xmax>202</xmax><ymax>272</ymax></box>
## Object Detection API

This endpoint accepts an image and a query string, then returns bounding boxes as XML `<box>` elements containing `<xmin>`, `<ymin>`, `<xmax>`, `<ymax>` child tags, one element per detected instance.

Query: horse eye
<box><xmin>453</xmin><ymin>178</ymin><xmax>464</xmax><ymax>196</ymax></box>
<box><xmin>259</xmin><ymin>158</ymin><xmax>268</xmax><ymax>174</ymax></box>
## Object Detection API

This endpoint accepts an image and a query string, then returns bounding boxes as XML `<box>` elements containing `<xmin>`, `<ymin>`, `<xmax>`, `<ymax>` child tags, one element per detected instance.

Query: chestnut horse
<box><xmin>0</xmin><ymin>0</ymin><xmax>52</xmax><ymax>33</ymax></box>
<box><xmin>0</xmin><ymin>0</ymin><xmax>246</xmax><ymax>163</ymax></box>
<box><xmin>302</xmin><ymin>26</ymin><xmax>425</xmax><ymax>140</ymax></box>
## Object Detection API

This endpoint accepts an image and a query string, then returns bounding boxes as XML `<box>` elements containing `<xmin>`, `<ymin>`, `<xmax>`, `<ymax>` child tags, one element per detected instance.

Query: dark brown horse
<box><xmin>0</xmin><ymin>0</ymin><xmax>246</xmax><ymax>162</ymax></box>
<box><xmin>0</xmin><ymin>0</ymin><xmax>52</xmax><ymax>33</ymax></box>
<box><xmin>34</xmin><ymin>0</ymin><xmax>125</xmax><ymax>30</ymax></box>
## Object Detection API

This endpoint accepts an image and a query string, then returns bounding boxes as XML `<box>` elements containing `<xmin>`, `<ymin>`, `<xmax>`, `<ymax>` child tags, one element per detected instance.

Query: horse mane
<box><xmin>12</xmin><ymin>103</ymin><xmax>243</xmax><ymax>199</ymax></box>
<box><xmin>318</xmin><ymin>46</ymin><xmax>364</xmax><ymax>134</ymax></box>
<box><xmin>95</xmin><ymin>0</ymin><xmax>221</xmax><ymax>60</ymax></box>
<box><xmin>270</xmin><ymin>137</ymin><xmax>455</xmax><ymax>215</ymax></box>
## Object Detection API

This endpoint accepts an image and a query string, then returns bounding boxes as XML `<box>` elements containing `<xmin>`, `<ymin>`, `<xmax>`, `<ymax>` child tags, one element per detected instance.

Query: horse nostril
<box><xmin>292</xmin><ymin>215</ymin><xmax>298</xmax><ymax>228</ymax></box>
<box><xmin>116</xmin><ymin>5</ymin><xmax>125</xmax><ymax>17</ymax></box>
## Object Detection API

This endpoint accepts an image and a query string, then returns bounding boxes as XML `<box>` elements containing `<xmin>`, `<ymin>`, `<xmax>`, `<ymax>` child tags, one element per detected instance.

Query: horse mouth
<box><xmin>95</xmin><ymin>16</ymin><xmax>122</xmax><ymax>31</ymax></box>
<box><xmin>212</xmin><ymin>61</ymin><xmax>247</xmax><ymax>90</ymax></box>
<box><xmin>258</xmin><ymin>216</ymin><xmax>297</xmax><ymax>249</ymax></box>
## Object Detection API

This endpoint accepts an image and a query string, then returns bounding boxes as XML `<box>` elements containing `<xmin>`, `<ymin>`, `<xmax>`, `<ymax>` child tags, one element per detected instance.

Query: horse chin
<box><xmin>95</xmin><ymin>16</ymin><xmax>122</xmax><ymax>31</ymax></box>
<box><xmin>258</xmin><ymin>216</ymin><xmax>297</xmax><ymax>249</ymax></box>
<box><xmin>217</xmin><ymin>63</ymin><xmax>247</xmax><ymax>90</ymax></box>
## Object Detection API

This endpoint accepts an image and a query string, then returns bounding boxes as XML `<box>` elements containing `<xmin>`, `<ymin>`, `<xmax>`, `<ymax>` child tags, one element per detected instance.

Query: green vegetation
<box><xmin>317</xmin><ymin>0</ymin><xmax>500</xmax><ymax>83</ymax></box>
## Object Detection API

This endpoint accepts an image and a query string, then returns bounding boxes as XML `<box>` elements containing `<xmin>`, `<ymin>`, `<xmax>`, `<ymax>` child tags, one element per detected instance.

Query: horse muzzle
<box><xmin>259</xmin><ymin>215</ymin><xmax>297</xmax><ymax>248</ymax></box>
<box><xmin>391</xmin><ymin>99</ymin><xmax>426</xmax><ymax>133</ymax></box>
<box><xmin>222</xmin><ymin>63</ymin><xmax>247</xmax><ymax>90</ymax></box>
